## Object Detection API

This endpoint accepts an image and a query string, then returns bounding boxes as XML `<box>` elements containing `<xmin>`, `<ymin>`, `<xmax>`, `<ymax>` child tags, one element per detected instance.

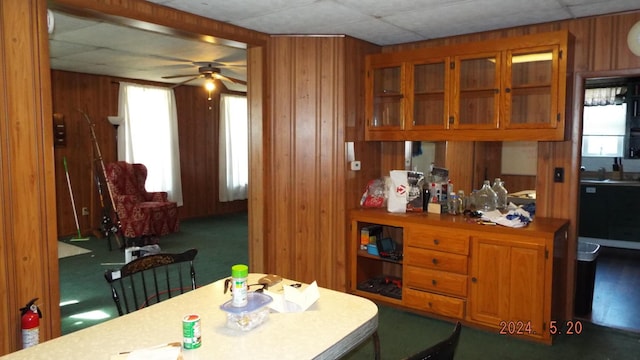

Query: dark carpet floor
<box><xmin>59</xmin><ymin>213</ymin><xmax>640</xmax><ymax>359</ymax></box>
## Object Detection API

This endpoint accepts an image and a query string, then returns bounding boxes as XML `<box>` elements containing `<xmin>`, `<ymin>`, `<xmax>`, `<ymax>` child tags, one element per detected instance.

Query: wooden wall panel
<box><xmin>51</xmin><ymin>70</ymin><xmax>247</xmax><ymax>237</ymax></box>
<box><xmin>0</xmin><ymin>0</ymin><xmax>60</xmax><ymax>353</ymax></box>
<box><xmin>266</xmin><ymin>36</ymin><xmax>374</xmax><ymax>290</ymax></box>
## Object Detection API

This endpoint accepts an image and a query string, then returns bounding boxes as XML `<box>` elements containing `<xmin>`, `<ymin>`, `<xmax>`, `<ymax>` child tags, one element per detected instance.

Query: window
<box><xmin>582</xmin><ymin>86</ymin><xmax>627</xmax><ymax>158</ymax></box>
<box><xmin>582</xmin><ymin>104</ymin><xmax>627</xmax><ymax>157</ymax></box>
<box><xmin>219</xmin><ymin>94</ymin><xmax>248</xmax><ymax>202</ymax></box>
<box><xmin>117</xmin><ymin>82</ymin><xmax>183</xmax><ymax>205</ymax></box>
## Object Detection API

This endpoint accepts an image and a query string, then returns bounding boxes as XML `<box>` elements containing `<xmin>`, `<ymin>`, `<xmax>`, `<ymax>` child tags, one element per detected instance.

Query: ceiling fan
<box><xmin>162</xmin><ymin>62</ymin><xmax>247</xmax><ymax>89</ymax></box>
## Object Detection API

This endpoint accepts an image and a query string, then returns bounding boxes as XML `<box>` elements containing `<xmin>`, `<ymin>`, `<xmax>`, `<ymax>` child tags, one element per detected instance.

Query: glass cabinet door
<box><xmin>452</xmin><ymin>53</ymin><xmax>501</xmax><ymax>129</ymax></box>
<box><xmin>504</xmin><ymin>47</ymin><xmax>558</xmax><ymax>128</ymax></box>
<box><xmin>370</xmin><ymin>65</ymin><xmax>404</xmax><ymax>129</ymax></box>
<box><xmin>411</xmin><ymin>59</ymin><xmax>448</xmax><ymax>129</ymax></box>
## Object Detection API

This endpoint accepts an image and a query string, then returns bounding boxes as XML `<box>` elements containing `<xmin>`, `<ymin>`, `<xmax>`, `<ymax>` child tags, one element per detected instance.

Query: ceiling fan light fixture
<box><xmin>204</xmin><ymin>78</ymin><xmax>215</xmax><ymax>92</ymax></box>
<box><xmin>204</xmin><ymin>78</ymin><xmax>215</xmax><ymax>100</ymax></box>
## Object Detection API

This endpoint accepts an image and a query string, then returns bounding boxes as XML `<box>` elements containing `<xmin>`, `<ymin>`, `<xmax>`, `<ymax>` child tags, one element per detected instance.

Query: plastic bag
<box><xmin>360</xmin><ymin>178</ymin><xmax>387</xmax><ymax>208</ymax></box>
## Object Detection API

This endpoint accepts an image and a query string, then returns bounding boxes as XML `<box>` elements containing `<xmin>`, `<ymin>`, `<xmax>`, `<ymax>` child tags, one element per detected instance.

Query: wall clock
<box><xmin>628</xmin><ymin>20</ymin><xmax>640</xmax><ymax>56</ymax></box>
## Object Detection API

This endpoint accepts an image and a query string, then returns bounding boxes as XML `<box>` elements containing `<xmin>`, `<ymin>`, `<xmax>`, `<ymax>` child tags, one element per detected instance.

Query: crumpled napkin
<box><xmin>480</xmin><ymin>204</ymin><xmax>533</xmax><ymax>228</ymax></box>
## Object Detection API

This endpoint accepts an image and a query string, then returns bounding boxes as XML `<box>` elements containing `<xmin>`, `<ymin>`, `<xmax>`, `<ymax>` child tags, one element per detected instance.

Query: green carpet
<box><xmin>59</xmin><ymin>213</ymin><xmax>640</xmax><ymax>359</ymax></box>
<box><xmin>59</xmin><ymin>213</ymin><xmax>249</xmax><ymax>334</ymax></box>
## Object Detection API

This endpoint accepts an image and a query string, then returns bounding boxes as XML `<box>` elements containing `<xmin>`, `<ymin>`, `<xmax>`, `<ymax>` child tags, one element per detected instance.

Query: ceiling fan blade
<box><xmin>213</xmin><ymin>73</ymin><xmax>247</xmax><ymax>86</ymax></box>
<box><xmin>170</xmin><ymin>76</ymin><xmax>201</xmax><ymax>89</ymax></box>
<box><xmin>162</xmin><ymin>73</ymin><xmax>201</xmax><ymax>79</ymax></box>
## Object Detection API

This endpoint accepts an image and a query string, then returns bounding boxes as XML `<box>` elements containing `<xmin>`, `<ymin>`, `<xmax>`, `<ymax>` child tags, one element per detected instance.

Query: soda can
<box><xmin>182</xmin><ymin>314</ymin><xmax>201</xmax><ymax>349</ymax></box>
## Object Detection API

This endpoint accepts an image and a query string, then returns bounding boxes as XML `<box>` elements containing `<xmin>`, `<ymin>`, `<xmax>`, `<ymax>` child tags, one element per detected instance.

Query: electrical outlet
<box><xmin>350</xmin><ymin>161</ymin><xmax>361</xmax><ymax>171</ymax></box>
<box><xmin>82</xmin><ymin>207</ymin><xmax>89</xmax><ymax>216</ymax></box>
<box><xmin>554</xmin><ymin>167</ymin><xmax>564</xmax><ymax>183</ymax></box>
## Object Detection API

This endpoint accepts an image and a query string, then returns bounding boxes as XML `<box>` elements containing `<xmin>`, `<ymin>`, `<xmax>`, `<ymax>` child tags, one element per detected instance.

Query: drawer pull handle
<box><xmin>471</xmin><ymin>277</ymin><xmax>477</xmax><ymax>283</ymax></box>
<box><xmin>432</xmin><ymin>258</ymin><xmax>438</xmax><ymax>265</ymax></box>
<box><xmin>428</xmin><ymin>302</ymin><xmax>433</xmax><ymax>308</ymax></box>
<box><xmin>433</xmin><ymin>239</ymin><xmax>440</xmax><ymax>245</ymax></box>
<box><xmin>432</xmin><ymin>279</ymin><xmax>437</xmax><ymax>286</ymax></box>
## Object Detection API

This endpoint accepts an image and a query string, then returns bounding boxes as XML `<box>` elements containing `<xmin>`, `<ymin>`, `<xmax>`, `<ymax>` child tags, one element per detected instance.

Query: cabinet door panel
<box><xmin>469</xmin><ymin>236</ymin><xmax>546</xmax><ymax>336</ymax></box>
<box><xmin>508</xmin><ymin>245</ymin><xmax>546</xmax><ymax>335</ymax></box>
<box><xmin>503</xmin><ymin>47</ymin><xmax>558</xmax><ymax>128</ymax></box>
<box><xmin>368</xmin><ymin>64</ymin><xmax>405</xmax><ymax>129</ymax></box>
<box><xmin>578</xmin><ymin>185</ymin><xmax>609</xmax><ymax>239</ymax></box>
<box><xmin>468</xmin><ymin>239</ymin><xmax>510</xmax><ymax>325</ymax></box>
<box><xmin>452</xmin><ymin>53</ymin><xmax>500</xmax><ymax>129</ymax></box>
<box><xmin>412</xmin><ymin>60</ymin><xmax>448</xmax><ymax>129</ymax></box>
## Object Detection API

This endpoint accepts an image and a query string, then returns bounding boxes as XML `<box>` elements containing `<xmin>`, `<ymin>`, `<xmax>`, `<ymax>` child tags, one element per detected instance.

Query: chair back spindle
<box><xmin>104</xmin><ymin>249</ymin><xmax>198</xmax><ymax>316</ymax></box>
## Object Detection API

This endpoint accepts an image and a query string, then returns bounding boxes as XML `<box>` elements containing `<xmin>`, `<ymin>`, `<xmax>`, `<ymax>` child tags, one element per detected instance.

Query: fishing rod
<box><xmin>79</xmin><ymin>109</ymin><xmax>123</xmax><ymax>249</ymax></box>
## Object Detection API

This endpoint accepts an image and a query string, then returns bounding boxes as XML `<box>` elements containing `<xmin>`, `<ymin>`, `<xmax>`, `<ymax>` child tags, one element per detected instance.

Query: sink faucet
<box><xmin>598</xmin><ymin>167</ymin><xmax>606</xmax><ymax>180</ymax></box>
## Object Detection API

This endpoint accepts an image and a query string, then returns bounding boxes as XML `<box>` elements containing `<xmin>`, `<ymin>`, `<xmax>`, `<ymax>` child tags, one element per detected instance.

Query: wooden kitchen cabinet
<box><xmin>365</xmin><ymin>58</ymin><xmax>406</xmax><ymax>131</ymax></box>
<box><xmin>364</xmin><ymin>31</ymin><xmax>568</xmax><ymax>141</ymax></box>
<box><xmin>467</xmin><ymin>235</ymin><xmax>546</xmax><ymax>340</ymax></box>
<box><xmin>349</xmin><ymin>209</ymin><xmax>568</xmax><ymax>344</ymax></box>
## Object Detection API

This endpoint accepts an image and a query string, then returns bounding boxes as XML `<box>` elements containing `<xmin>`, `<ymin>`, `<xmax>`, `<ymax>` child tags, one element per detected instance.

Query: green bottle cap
<box><xmin>231</xmin><ymin>264</ymin><xmax>248</xmax><ymax>278</ymax></box>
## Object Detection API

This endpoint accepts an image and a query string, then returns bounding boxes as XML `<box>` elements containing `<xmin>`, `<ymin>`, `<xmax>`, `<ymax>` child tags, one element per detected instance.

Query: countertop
<box><xmin>580</xmin><ymin>179</ymin><xmax>640</xmax><ymax>186</ymax></box>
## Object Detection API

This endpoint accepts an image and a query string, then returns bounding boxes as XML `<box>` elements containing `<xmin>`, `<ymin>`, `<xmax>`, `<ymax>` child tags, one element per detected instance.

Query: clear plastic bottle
<box><xmin>491</xmin><ymin>178</ymin><xmax>508</xmax><ymax>210</ymax></box>
<box><xmin>447</xmin><ymin>192</ymin><xmax>461</xmax><ymax>215</ymax></box>
<box><xmin>231</xmin><ymin>264</ymin><xmax>248</xmax><ymax>307</ymax></box>
<box><xmin>457</xmin><ymin>190</ymin><xmax>466</xmax><ymax>212</ymax></box>
<box><xmin>476</xmin><ymin>180</ymin><xmax>497</xmax><ymax>212</ymax></box>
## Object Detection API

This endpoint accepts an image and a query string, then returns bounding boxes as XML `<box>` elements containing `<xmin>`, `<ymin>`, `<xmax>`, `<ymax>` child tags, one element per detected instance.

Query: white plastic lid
<box><xmin>220</xmin><ymin>292</ymin><xmax>272</xmax><ymax>314</ymax></box>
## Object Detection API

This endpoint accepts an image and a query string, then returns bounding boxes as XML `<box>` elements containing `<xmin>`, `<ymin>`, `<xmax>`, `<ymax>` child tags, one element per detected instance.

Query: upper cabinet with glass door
<box><xmin>364</xmin><ymin>31</ymin><xmax>568</xmax><ymax>141</ymax></box>
<box><xmin>503</xmin><ymin>46</ymin><xmax>560</xmax><ymax>130</ymax></box>
<box><xmin>411</xmin><ymin>58</ymin><xmax>449</xmax><ymax>130</ymax></box>
<box><xmin>365</xmin><ymin>56</ymin><xmax>406</xmax><ymax>134</ymax></box>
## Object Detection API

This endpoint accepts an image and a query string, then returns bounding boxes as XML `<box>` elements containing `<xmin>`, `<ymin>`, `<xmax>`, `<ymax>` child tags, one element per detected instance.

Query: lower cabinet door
<box><xmin>468</xmin><ymin>236</ymin><xmax>546</xmax><ymax>339</ymax></box>
<box><xmin>404</xmin><ymin>288</ymin><xmax>465</xmax><ymax>319</ymax></box>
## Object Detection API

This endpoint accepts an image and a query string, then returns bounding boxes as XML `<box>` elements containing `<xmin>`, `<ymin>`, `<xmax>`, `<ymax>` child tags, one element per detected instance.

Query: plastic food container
<box><xmin>220</xmin><ymin>292</ymin><xmax>273</xmax><ymax>331</ymax></box>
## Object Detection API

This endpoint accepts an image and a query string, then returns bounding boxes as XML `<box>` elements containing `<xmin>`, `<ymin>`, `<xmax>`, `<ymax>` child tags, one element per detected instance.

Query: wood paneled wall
<box><xmin>51</xmin><ymin>70</ymin><xmax>247</xmax><ymax>237</ymax></box>
<box><xmin>0</xmin><ymin>0</ymin><xmax>60</xmax><ymax>353</ymax></box>
<box><xmin>265</xmin><ymin>35</ymin><xmax>379</xmax><ymax>290</ymax></box>
<box><xmin>381</xmin><ymin>10</ymin><xmax>640</xmax><ymax>318</ymax></box>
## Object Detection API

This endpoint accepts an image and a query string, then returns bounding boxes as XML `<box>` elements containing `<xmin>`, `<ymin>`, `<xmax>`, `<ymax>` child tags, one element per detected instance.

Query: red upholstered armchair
<box><xmin>105</xmin><ymin>161</ymin><xmax>179</xmax><ymax>243</ymax></box>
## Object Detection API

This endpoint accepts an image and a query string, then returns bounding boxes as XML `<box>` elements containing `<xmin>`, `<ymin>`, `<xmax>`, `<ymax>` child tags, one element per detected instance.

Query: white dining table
<box><xmin>1</xmin><ymin>274</ymin><xmax>379</xmax><ymax>360</ymax></box>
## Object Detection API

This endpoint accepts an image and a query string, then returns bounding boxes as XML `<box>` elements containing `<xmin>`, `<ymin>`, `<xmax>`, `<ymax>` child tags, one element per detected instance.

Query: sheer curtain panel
<box><xmin>117</xmin><ymin>82</ymin><xmax>183</xmax><ymax>206</ymax></box>
<box><xmin>219</xmin><ymin>94</ymin><xmax>248</xmax><ymax>202</ymax></box>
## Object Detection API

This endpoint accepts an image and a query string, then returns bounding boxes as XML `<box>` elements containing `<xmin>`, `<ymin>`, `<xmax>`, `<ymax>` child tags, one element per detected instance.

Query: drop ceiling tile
<box><xmin>337</xmin><ymin>19</ymin><xmax>424</xmax><ymax>45</ymax></box>
<box><xmin>234</xmin><ymin>2</ymin><xmax>370</xmax><ymax>34</ymax></box>
<box><xmin>567</xmin><ymin>0</ymin><xmax>640</xmax><ymax>18</ymax></box>
<box><xmin>49</xmin><ymin>11</ymin><xmax>101</xmax><ymax>34</ymax></box>
<box><xmin>48</xmin><ymin>39</ymin><xmax>98</xmax><ymax>58</ymax></box>
<box><xmin>149</xmin><ymin>0</ymin><xmax>317</xmax><ymax>23</ymax></box>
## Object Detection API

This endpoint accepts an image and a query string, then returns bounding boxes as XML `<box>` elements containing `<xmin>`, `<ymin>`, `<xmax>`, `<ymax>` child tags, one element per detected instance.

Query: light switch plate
<box><xmin>350</xmin><ymin>161</ymin><xmax>361</xmax><ymax>171</ymax></box>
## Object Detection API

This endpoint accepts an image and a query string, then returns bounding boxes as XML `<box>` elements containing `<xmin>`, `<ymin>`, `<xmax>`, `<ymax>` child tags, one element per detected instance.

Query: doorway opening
<box><xmin>577</xmin><ymin>70</ymin><xmax>640</xmax><ymax>333</ymax></box>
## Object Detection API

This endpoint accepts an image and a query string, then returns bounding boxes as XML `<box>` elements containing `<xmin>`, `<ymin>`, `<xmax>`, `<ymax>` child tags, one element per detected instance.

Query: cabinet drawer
<box><xmin>405</xmin><ymin>266</ymin><xmax>468</xmax><ymax>297</ymax></box>
<box><xmin>404</xmin><ymin>288</ymin><xmax>465</xmax><ymax>319</ymax></box>
<box><xmin>405</xmin><ymin>247</ymin><xmax>468</xmax><ymax>274</ymax></box>
<box><xmin>408</xmin><ymin>226</ymin><xmax>469</xmax><ymax>255</ymax></box>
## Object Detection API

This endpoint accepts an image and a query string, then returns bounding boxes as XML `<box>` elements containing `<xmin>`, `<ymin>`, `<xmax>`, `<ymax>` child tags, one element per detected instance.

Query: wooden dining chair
<box><xmin>104</xmin><ymin>248</ymin><xmax>198</xmax><ymax>316</ymax></box>
<box><xmin>404</xmin><ymin>321</ymin><xmax>462</xmax><ymax>360</ymax></box>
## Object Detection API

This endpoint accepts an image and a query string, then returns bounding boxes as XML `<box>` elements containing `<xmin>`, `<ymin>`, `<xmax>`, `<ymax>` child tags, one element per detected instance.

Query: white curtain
<box><xmin>219</xmin><ymin>94</ymin><xmax>248</xmax><ymax>202</ymax></box>
<box><xmin>117</xmin><ymin>82</ymin><xmax>183</xmax><ymax>206</ymax></box>
<box><xmin>584</xmin><ymin>87</ymin><xmax>625</xmax><ymax>106</ymax></box>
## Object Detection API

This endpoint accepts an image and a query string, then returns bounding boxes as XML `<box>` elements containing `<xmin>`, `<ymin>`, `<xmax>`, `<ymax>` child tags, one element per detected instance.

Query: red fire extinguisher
<box><xmin>20</xmin><ymin>298</ymin><xmax>42</xmax><ymax>349</ymax></box>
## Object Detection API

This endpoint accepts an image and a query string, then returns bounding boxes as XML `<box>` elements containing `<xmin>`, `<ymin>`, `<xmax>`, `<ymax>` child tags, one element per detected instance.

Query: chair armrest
<box><xmin>145</xmin><ymin>191</ymin><xmax>168</xmax><ymax>202</ymax></box>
